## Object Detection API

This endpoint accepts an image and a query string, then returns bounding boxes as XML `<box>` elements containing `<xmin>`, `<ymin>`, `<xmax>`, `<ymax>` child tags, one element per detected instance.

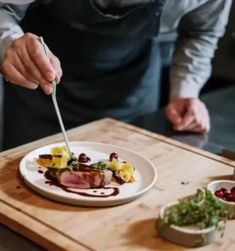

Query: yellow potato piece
<box><xmin>50</xmin><ymin>146</ymin><xmax>69</xmax><ymax>168</ymax></box>
<box><xmin>121</xmin><ymin>162</ymin><xmax>134</xmax><ymax>174</ymax></box>
<box><xmin>51</xmin><ymin>156</ymin><xmax>68</xmax><ymax>168</ymax></box>
<box><xmin>109</xmin><ymin>159</ymin><xmax>123</xmax><ymax>171</ymax></box>
<box><xmin>109</xmin><ymin>159</ymin><xmax>135</xmax><ymax>183</ymax></box>
<box><xmin>51</xmin><ymin>146</ymin><xmax>69</xmax><ymax>156</ymax></box>
<box><xmin>119</xmin><ymin>170</ymin><xmax>132</xmax><ymax>182</ymax></box>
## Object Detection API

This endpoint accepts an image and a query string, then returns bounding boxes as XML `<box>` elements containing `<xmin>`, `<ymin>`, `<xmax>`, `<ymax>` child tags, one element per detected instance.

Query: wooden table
<box><xmin>0</xmin><ymin>118</ymin><xmax>235</xmax><ymax>251</ymax></box>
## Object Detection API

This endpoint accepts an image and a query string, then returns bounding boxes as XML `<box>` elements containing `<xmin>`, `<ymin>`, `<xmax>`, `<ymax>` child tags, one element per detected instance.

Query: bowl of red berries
<box><xmin>207</xmin><ymin>180</ymin><xmax>235</xmax><ymax>219</ymax></box>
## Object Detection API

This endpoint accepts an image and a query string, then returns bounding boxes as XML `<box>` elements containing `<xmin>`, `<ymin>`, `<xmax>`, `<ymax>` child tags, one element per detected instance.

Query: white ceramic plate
<box><xmin>19</xmin><ymin>142</ymin><xmax>157</xmax><ymax>207</ymax></box>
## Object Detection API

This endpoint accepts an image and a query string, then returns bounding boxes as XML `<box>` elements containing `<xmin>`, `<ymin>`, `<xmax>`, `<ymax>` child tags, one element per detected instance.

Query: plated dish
<box><xmin>37</xmin><ymin>146</ymin><xmax>135</xmax><ymax>191</ymax></box>
<box><xmin>19</xmin><ymin>142</ymin><xmax>157</xmax><ymax>206</ymax></box>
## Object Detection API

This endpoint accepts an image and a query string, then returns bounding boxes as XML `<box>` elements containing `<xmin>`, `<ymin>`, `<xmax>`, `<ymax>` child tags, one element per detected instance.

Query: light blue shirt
<box><xmin>0</xmin><ymin>0</ymin><xmax>232</xmax><ymax>98</ymax></box>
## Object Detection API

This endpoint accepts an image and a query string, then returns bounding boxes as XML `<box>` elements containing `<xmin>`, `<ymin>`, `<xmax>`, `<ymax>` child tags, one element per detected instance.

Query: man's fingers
<box><xmin>50</xmin><ymin>54</ymin><xmax>62</xmax><ymax>83</ymax></box>
<box><xmin>25</xmin><ymin>34</ymin><xmax>56</xmax><ymax>82</ymax></box>
<box><xmin>13</xmin><ymin>46</ymin><xmax>53</xmax><ymax>94</ymax></box>
<box><xmin>188</xmin><ymin>124</ymin><xmax>208</xmax><ymax>134</ymax></box>
<box><xmin>177</xmin><ymin>112</ymin><xmax>210</xmax><ymax>134</ymax></box>
<box><xmin>41</xmin><ymin>83</ymin><xmax>53</xmax><ymax>95</ymax></box>
<box><xmin>165</xmin><ymin>106</ymin><xmax>182</xmax><ymax>125</ymax></box>
<box><xmin>3</xmin><ymin>62</ymin><xmax>38</xmax><ymax>89</ymax></box>
<box><xmin>181</xmin><ymin>119</ymin><xmax>203</xmax><ymax>132</ymax></box>
<box><xmin>10</xmin><ymin>52</ymin><xmax>37</xmax><ymax>83</ymax></box>
<box><xmin>17</xmin><ymin>44</ymin><xmax>46</xmax><ymax>81</ymax></box>
<box><xmin>184</xmin><ymin>107</ymin><xmax>210</xmax><ymax>133</ymax></box>
<box><xmin>174</xmin><ymin>110</ymin><xmax>195</xmax><ymax>131</ymax></box>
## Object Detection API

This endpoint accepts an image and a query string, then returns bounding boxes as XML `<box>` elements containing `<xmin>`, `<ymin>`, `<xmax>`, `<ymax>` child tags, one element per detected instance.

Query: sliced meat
<box><xmin>57</xmin><ymin>169</ymin><xmax>113</xmax><ymax>189</ymax></box>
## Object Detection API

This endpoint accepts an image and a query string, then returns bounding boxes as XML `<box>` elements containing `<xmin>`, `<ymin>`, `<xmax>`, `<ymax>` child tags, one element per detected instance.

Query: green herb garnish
<box><xmin>162</xmin><ymin>188</ymin><xmax>232</xmax><ymax>235</ymax></box>
<box><xmin>90</xmin><ymin>162</ymin><xmax>108</xmax><ymax>170</ymax></box>
<box><xmin>67</xmin><ymin>152</ymin><xmax>79</xmax><ymax>168</ymax></box>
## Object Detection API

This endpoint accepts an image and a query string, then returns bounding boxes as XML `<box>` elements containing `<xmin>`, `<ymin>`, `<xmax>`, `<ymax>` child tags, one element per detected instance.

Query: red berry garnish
<box><xmin>225</xmin><ymin>193</ymin><xmax>234</xmax><ymax>202</ymax></box>
<box><xmin>109</xmin><ymin>152</ymin><xmax>118</xmax><ymax>161</ymax></box>
<box><xmin>214</xmin><ymin>190</ymin><xmax>224</xmax><ymax>198</ymax></box>
<box><xmin>78</xmin><ymin>153</ymin><xmax>90</xmax><ymax>163</ymax></box>
<box><xmin>220</xmin><ymin>187</ymin><xmax>227</xmax><ymax>193</ymax></box>
<box><xmin>223</xmin><ymin>191</ymin><xmax>231</xmax><ymax>199</ymax></box>
<box><xmin>231</xmin><ymin>186</ymin><xmax>235</xmax><ymax>194</ymax></box>
<box><xmin>232</xmin><ymin>193</ymin><xmax>235</xmax><ymax>202</ymax></box>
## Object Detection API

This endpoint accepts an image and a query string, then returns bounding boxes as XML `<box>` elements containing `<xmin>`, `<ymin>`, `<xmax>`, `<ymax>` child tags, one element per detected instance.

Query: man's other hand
<box><xmin>165</xmin><ymin>97</ymin><xmax>210</xmax><ymax>134</ymax></box>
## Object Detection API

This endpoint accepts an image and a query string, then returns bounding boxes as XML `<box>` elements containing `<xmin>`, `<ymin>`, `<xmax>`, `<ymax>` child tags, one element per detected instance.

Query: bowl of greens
<box><xmin>156</xmin><ymin>188</ymin><xmax>231</xmax><ymax>247</ymax></box>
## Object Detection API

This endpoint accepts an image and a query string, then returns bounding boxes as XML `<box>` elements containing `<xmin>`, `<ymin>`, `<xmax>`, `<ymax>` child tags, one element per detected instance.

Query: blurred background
<box><xmin>0</xmin><ymin>2</ymin><xmax>234</xmax><ymax>154</ymax></box>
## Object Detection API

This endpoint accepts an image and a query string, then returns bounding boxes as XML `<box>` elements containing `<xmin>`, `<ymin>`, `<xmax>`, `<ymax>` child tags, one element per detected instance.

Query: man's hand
<box><xmin>1</xmin><ymin>33</ymin><xmax>62</xmax><ymax>94</ymax></box>
<box><xmin>165</xmin><ymin>97</ymin><xmax>210</xmax><ymax>134</ymax></box>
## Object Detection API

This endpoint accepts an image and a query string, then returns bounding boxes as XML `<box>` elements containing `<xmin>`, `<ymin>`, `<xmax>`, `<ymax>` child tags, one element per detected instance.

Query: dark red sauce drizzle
<box><xmin>43</xmin><ymin>169</ymin><xmax>119</xmax><ymax>198</ymax></box>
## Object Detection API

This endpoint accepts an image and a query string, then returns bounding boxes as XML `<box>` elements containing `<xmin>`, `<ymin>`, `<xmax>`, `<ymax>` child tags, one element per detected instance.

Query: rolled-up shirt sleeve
<box><xmin>170</xmin><ymin>0</ymin><xmax>232</xmax><ymax>98</ymax></box>
<box><xmin>0</xmin><ymin>2</ymin><xmax>32</xmax><ymax>65</ymax></box>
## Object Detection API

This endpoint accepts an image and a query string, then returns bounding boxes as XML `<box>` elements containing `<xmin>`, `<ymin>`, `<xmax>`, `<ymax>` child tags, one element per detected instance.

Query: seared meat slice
<box><xmin>57</xmin><ymin>169</ymin><xmax>113</xmax><ymax>189</ymax></box>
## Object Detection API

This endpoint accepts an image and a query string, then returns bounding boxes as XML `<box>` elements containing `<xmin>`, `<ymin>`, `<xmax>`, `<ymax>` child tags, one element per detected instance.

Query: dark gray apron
<box><xmin>3</xmin><ymin>0</ymin><xmax>166</xmax><ymax>149</ymax></box>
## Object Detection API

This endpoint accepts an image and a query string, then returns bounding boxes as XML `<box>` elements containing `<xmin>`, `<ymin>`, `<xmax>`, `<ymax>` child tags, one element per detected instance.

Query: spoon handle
<box><xmin>39</xmin><ymin>37</ymin><xmax>71</xmax><ymax>154</ymax></box>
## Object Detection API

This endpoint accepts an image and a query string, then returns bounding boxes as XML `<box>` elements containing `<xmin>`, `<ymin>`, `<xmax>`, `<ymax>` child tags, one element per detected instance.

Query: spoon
<box><xmin>39</xmin><ymin>37</ymin><xmax>72</xmax><ymax>155</ymax></box>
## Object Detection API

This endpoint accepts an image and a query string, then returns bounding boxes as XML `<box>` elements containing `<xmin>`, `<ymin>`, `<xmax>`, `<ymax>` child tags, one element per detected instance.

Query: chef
<box><xmin>0</xmin><ymin>0</ymin><xmax>232</xmax><ymax>149</ymax></box>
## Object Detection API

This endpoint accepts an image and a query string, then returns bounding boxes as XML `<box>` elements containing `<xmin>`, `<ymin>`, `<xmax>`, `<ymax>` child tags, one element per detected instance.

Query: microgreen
<box><xmin>162</xmin><ymin>188</ymin><xmax>232</xmax><ymax>235</ymax></box>
<box><xmin>67</xmin><ymin>152</ymin><xmax>79</xmax><ymax>168</ymax></box>
<box><xmin>90</xmin><ymin>162</ymin><xmax>108</xmax><ymax>170</ymax></box>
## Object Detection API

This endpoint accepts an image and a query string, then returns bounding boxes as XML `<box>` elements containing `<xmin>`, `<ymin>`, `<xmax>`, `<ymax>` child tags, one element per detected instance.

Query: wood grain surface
<box><xmin>0</xmin><ymin>118</ymin><xmax>235</xmax><ymax>251</ymax></box>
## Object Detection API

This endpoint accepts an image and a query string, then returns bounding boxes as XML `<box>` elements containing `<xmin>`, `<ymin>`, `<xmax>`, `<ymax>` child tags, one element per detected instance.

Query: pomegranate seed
<box><xmin>225</xmin><ymin>193</ymin><xmax>234</xmax><ymax>202</ymax></box>
<box><xmin>220</xmin><ymin>187</ymin><xmax>227</xmax><ymax>193</ymax></box>
<box><xmin>214</xmin><ymin>190</ymin><xmax>224</xmax><ymax>198</ymax></box>
<box><xmin>231</xmin><ymin>186</ymin><xmax>235</xmax><ymax>194</ymax></box>
<box><xmin>78</xmin><ymin>153</ymin><xmax>90</xmax><ymax>163</ymax></box>
<box><xmin>109</xmin><ymin>152</ymin><xmax>118</xmax><ymax>161</ymax></box>
<box><xmin>232</xmin><ymin>193</ymin><xmax>235</xmax><ymax>202</ymax></box>
<box><xmin>223</xmin><ymin>191</ymin><xmax>231</xmax><ymax>199</ymax></box>
<box><xmin>79</xmin><ymin>153</ymin><xmax>86</xmax><ymax>158</ymax></box>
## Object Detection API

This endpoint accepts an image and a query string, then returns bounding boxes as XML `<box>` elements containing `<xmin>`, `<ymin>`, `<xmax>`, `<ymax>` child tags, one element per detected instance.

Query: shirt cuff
<box><xmin>170</xmin><ymin>79</ymin><xmax>202</xmax><ymax>98</ymax></box>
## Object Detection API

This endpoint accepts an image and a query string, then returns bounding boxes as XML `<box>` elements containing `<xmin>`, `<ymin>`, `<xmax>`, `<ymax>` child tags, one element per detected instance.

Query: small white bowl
<box><xmin>207</xmin><ymin>180</ymin><xmax>235</xmax><ymax>219</ymax></box>
<box><xmin>156</xmin><ymin>202</ymin><xmax>216</xmax><ymax>247</ymax></box>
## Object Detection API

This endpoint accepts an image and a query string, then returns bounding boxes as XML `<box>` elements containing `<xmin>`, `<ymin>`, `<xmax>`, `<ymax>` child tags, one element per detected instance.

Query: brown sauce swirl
<box><xmin>43</xmin><ymin>169</ymin><xmax>119</xmax><ymax>198</ymax></box>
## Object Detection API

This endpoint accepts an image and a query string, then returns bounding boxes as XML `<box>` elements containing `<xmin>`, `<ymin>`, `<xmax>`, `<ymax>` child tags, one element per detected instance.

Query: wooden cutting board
<box><xmin>0</xmin><ymin>118</ymin><xmax>235</xmax><ymax>251</ymax></box>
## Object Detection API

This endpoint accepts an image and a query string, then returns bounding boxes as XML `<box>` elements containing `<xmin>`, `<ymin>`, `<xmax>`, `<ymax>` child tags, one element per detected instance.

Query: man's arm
<box><xmin>0</xmin><ymin>2</ymin><xmax>31</xmax><ymax>64</ymax></box>
<box><xmin>170</xmin><ymin>0</ymin><xmax>232</xmax><ymax>98</ymax></box>
<box><xmin>165</xmin><ymin>0</ymin><xmax>232</xmax><ymax>133</ymax></box>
